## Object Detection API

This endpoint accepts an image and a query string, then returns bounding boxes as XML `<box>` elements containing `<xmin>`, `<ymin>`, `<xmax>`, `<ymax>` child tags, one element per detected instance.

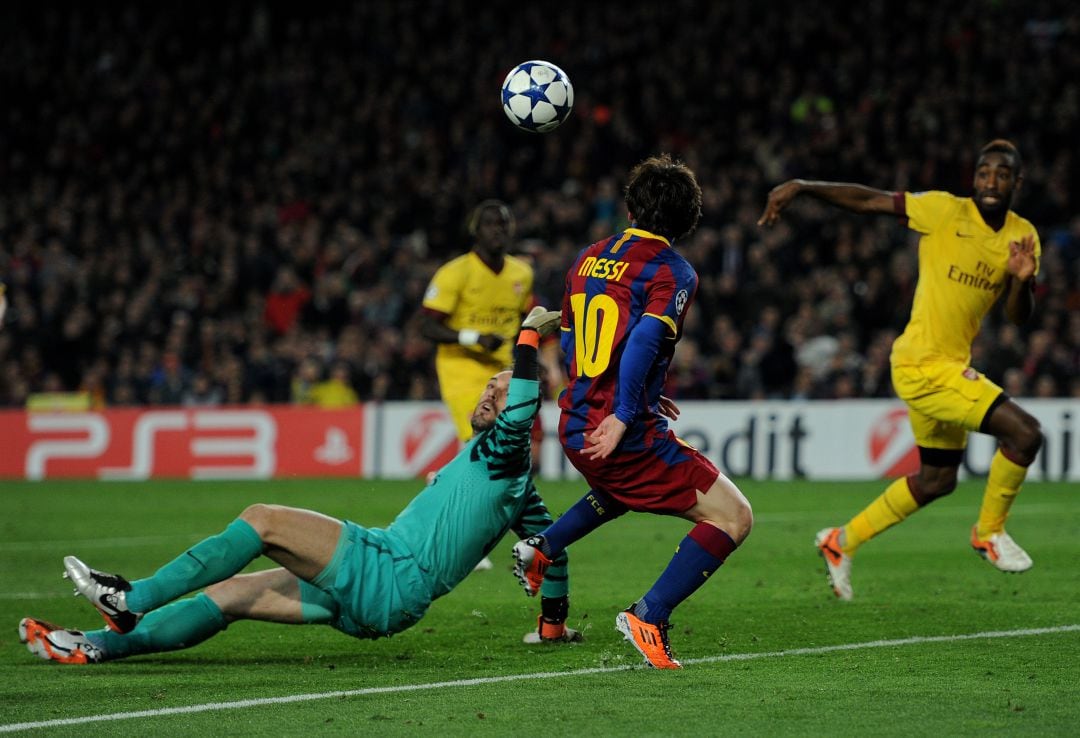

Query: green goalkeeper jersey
<box><xmin>386</xmin><ymin>376</ymin><xmax>568</xmax><ymax>600</ymax></box>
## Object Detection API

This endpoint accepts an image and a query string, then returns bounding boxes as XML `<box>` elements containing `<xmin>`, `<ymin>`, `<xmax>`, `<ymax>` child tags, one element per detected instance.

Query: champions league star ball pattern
<box><xmin>501</xmin><ymin>60</ymin><xmax>574</xmax><ymax>133</ymax></box>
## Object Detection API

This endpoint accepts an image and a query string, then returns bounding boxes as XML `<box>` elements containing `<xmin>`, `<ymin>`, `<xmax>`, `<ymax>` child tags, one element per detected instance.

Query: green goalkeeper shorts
<box><xmin>298</xmin><ymin>520</ymin><xmax>431</xmax><ymax>639</ymax></box>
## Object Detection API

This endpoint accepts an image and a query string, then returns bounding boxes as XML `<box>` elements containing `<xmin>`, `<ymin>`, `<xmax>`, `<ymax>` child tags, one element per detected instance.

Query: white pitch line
<box><xmin>3</xmin><ymin>624</ymin><xmax>1077</xmax><ymax>733</ymax></box>
<box><xmin>687</xmin><ymin>624</ymin><xmax>1080</xmax><ymax>664</ymax></box>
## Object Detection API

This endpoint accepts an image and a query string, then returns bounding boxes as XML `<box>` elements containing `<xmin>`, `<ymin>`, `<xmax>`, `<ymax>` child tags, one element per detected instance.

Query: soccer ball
<box><xmin>501</xmin><ymin>60</ymin><xmax>574</xmax><ymax>133</ymax></box>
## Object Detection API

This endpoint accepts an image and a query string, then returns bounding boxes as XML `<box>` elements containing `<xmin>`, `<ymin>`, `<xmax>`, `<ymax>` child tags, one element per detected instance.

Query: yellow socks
<box><xmin>976</xmin><ymin>449</ymin><xmax>1028</xmax><ymax>539</ymax></box>
<box><xmin>837</xmin><ymin>450</ymin><xmax>1028</xmax><ymax>555</ymax></box>
<box><xmin>842</xmin><ymin>477</ymin><xmax>920</xmax><ymax>555</ymax></box>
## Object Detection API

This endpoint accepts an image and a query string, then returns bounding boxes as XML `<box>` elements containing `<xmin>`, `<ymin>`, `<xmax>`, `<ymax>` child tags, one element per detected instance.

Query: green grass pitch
<box><xmin>1</xmin><ymin>479</ymin><xmax>1077</xmax><ymax>736</ymax></box>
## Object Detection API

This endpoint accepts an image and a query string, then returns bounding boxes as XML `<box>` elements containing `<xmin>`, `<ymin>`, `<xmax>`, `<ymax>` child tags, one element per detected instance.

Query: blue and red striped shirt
<box><xmin>557</xmin><ymin>227</ymin><xmax>698</xmax><ymax>452</ymax></box>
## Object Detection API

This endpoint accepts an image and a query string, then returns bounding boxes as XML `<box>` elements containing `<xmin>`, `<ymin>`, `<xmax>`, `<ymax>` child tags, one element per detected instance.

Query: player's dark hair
<box><xmin>467</xmin><ymin>199</ymin><xmax>515</xmax><ymax>237</ymax></box>
<box><xmin>624</xmin><ymin>154</ymin><xmax>702</xmax><ymax>242</ymax></box>
<box><xmin>979</xmin><ymin>139</ymin><xmax>1023</xmax><ymax>173</ymax></box>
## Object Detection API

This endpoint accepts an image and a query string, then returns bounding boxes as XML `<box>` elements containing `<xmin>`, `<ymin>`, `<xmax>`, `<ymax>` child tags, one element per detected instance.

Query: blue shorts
<box><xmin>298</xmin><ymin>521</ymin><xmax>431</xmax><ymax>639</ymax></box>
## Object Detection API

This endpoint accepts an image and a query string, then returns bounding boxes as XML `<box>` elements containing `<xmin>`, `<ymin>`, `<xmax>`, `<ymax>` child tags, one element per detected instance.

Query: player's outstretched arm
<box><xmin>758</xmin><ymin>179</ymin><xmax>897</xmax><ymax>226</ymax></box>
<box><xmin>496</xmin><ymin>307</ymin><xmax>561</xmax><ymax>431</ymax></box>
<box><xmin>1004</xmin><ymin>234</ymin><xmax>1037</xmax><ymax>325</ymax></box>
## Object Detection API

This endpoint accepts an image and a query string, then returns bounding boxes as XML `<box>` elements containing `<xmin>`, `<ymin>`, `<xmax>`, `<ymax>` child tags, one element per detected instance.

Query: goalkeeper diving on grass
<box><xmin>19</xmin><ymin>307</ymin><xmax>580</xmax><ymax>664</ymax></box>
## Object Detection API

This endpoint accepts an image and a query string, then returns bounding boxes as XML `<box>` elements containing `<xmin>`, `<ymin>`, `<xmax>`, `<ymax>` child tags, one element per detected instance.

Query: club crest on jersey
<box><xmin>962</xmin><ymin>367</ymin><xmax>979</xmax><ymax>381</ymax></box>
<box><xmin>675</xmin><ymin>289</ymin><xmax>688</xmax><ymax>315</ymax></box>
<box><xmin>425</xmin><ymin>285</ymin><xmax>439</xmax><ymax>301</ymax></box>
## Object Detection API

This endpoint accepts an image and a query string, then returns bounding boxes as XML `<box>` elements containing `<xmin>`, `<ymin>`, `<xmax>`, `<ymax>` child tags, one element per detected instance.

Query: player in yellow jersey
<box><xmin>758</xmin><ymin>139</ymin><xmax>1043</xmax><ymax>599</ymax></box>
<box><xmin>420</xmin><ymin>200</ymin><xmax>534</xmax><ymax>440</ymax></box>
<box><xmin>420</xmin><ymin>201</ymin><xmax>534</xmax><ymax>573</ymax></box>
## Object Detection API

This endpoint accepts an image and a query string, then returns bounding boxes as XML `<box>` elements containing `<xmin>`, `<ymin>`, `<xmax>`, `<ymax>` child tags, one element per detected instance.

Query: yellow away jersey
<box><xmin>423</xmin><ymin>251</ymin><xmax>533</xmax><ymax>369</ymax></box>
<box><xmin>892</xmin><ymin>191</ymin><xmax>1040</xmax><ymax>366</ymax></box>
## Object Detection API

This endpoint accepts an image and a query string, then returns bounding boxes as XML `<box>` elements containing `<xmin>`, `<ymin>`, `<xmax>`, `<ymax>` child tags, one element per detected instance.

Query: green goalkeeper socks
<box><xmin>126</xmin><ymin>519</ymin><xmax>263</xmax><ymax>614</ymax></box>
<box><xmin>87</xmin><ymin>593</ymin><xmax>227</xmax><ymax>659</ymax></box>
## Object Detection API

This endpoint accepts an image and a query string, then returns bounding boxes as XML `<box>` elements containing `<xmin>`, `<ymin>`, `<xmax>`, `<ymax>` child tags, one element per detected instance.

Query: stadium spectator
<box><xmin>264</xmin><ymin>267</ymin><xmax>311</xmax><ymax>337</ymax></box>
<box><xmin>148</xmin><ymin>352</ymin><xmax>191</xmax><ymax>406</ymax></box>
<box><xmin>760</xmin><ymin>139</ymin><xmax>1044</xmax><ymax>600</ymax></box>
<box><xmin>311</xmin><ymin>361</ymin><xmax>360</xmax><ymax>409</ymax></box>
<box><xmin>511</xmin><ymin>155</ymin><xmax>753</xmax><ymax>669</ymax></box>
<box><xmin>289</xmin><ymin>356</ymin><xmax>323</xmax><ymax>405</ymax></box>
<box><xmin>181</xmin><ymin>372</ymin><xmax>224</xmax><ymax>407</ymax></box>
<box><xmin>18</xmin><ymin>308</ymin><xmax>582</xmax><ymax>665</ymax></box>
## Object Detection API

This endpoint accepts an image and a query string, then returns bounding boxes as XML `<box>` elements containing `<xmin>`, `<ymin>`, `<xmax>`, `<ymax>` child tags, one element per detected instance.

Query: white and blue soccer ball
<box><xmin>501</xmin><ymin>60</ymin><xmax>574</xmax><ymax>133</ymax></box>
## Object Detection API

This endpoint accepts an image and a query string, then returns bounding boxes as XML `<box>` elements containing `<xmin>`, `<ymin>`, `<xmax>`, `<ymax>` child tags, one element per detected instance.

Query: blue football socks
<box><xmin>541</xmin><ymin>489</ymin><xmax>627</xmax><ymax>556</ymax></box>
<box><xmin>634</xmin><ymin>523</ymin><xmax>737</xmax><ymax>624</ymax></box>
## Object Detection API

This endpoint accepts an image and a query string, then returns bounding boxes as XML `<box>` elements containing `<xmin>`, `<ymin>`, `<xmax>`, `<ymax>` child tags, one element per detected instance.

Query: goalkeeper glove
<box><xmin>521</xmin><ymin>306</ymin><xmax>560</xmax><ymax>337</ymax></box>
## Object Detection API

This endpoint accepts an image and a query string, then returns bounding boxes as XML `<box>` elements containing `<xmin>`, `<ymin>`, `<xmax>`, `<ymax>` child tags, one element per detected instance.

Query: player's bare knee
<box><xmin>729</xmin><ymin>497</ymin><xmax>754</xmax><ymax>542</ymax></box>
<box><xmin>1014</xmin><ymin>418</ymin><xmax>1043</xmax><ymax>461</ymax></box>
<box><xmin>238</xmin><ymin>503</ymin><xmax>277</xmax><ymax>540</ymax></box>
<box><xmin>204</xmin><ymin>580</ymin><xmax>231</xmax><ymax>607</ymax></box>
<box><xmin>204</xmin><ymin>581</ymin><xmax>242</xmax><ymax>622</ymax></box>
<box><xmin>933</xmin><ymin>478</ymin><xmax>958</xmax><ymax>499</ymax></box>
<box><xmin>703</xmin><ymin>477</ymin><xmax>753</xmax><ymax>541</ymax></box>
<box><xmin>922</xmin><ymin>476</ymin><xmax>957</xmax><ymax>502</ymax></box>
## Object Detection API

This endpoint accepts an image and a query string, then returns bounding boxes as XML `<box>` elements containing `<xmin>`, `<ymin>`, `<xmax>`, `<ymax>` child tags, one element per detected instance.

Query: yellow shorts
<box><xmin>435</xmin><ymin>356</ymin><xmax>504</xmax><ymax>442</ymax></box>
<box><xmin>890</xmin><ymin>361</ymin><xmax>1004</xmax><ymax>450</ymax></box>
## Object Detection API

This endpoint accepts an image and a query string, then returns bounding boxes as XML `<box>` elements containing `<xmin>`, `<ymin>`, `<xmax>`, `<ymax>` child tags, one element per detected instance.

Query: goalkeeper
<box><xmin>20</xmin><ymin>307</ymin><xmax>580</xmax><ymax>665</ymax></box>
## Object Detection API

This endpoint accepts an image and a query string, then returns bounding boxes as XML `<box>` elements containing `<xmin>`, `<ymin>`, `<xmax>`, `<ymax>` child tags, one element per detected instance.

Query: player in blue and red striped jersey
<box><xmin>511</xmin><ymin>154</ymin><xmax>753</xmax><ymax>669</ymax></box>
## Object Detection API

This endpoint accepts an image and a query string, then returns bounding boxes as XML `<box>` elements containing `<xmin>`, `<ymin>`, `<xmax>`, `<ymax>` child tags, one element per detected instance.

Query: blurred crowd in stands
<box><xmin>1</xmin><ymin>1</ymin><xmax>1077</xmax><ymax>409</ymax></box>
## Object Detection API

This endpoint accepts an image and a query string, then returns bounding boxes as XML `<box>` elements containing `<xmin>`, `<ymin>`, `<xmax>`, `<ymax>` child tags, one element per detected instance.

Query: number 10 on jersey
<box><xmin>570</xmin><ymin>292</ymin><xmax>618</xmax><ymax>377</ymax></box>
